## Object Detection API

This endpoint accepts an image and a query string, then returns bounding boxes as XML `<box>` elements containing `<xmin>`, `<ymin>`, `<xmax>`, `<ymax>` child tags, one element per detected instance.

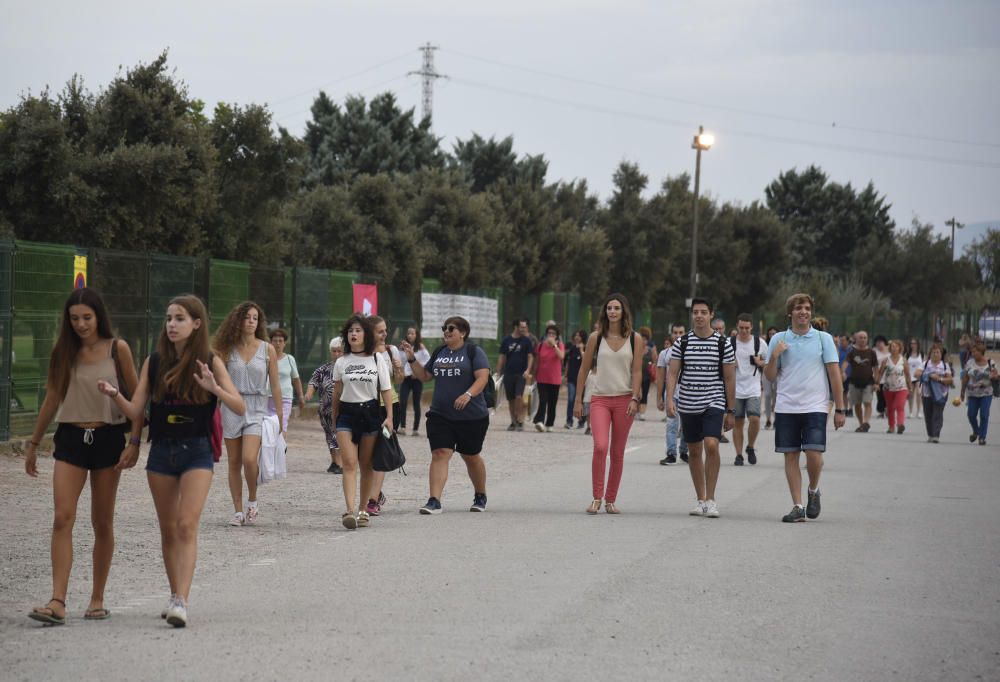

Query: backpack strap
<box><xmin>677</xmin><ymin>334</ymin><xmax>690</xmax><ymax>383</ymax></box>
<box><xmin>717</xmin><ymin>334</ymin><xmax>727</xmax><ymax>380</ymax></box>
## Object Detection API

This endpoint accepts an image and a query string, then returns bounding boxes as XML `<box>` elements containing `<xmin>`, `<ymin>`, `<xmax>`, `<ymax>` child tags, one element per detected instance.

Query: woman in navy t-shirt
<box><xmin>401</xmin><ymin>316</ymin><xmax>491</xmax><ymax>514</ymax></box>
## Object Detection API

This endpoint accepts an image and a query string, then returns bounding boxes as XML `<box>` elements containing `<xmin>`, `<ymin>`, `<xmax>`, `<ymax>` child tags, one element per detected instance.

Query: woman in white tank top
<box><xmin>573</xmin><ymin>293</ymin><xmax>645</xmax><ymax>515</ymax></box>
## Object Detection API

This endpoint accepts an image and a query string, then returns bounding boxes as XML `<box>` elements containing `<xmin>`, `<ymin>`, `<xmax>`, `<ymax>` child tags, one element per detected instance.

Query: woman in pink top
<box><xmin>532</xmin><ymin>324</ymin><xmax>566</xmax><ymax>432</ymax></box>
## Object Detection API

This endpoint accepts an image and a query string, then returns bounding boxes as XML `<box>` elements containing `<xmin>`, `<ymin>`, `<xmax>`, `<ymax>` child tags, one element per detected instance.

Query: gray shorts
<box><xmin>734</xmin><ymin>396</ymin><xmax>761</xmax><ymax>419</ymax></box>
<box><xmin>222</xmin><ymin>394</ymin><xmax>267</xmax><ymax>440</ymax></box>
<box><xmin>848</xmin><ymin>383</ymin><xmax>874</xmax><ymax>405</ymax></box>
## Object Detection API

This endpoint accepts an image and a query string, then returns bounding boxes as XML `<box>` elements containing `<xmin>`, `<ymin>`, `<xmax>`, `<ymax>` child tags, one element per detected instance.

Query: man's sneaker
<box><xmin>326</xmin><ymin>462</ymin><xmax>343</xmax><ymax>474</ymax></box>
<box><xmin>704</xmin><ymin>500</ymin><xmax>720</xmax><ymax>518</ymax></box>
<box><xmin>515</xmin><ymin>422</ymin><xmax>524</xmax><ymax>432</ymax></box>
<box><xmin>507</xmin><ymin>423</ymin><xmax>516</xmax><ymax>432</ymax></box>
<box><xmin>734</xmin><ymin>454</ymin><xmax>744</xmax><ymax>466</ymax></box>
<box><xmin>229</xmin><ymin>512</ymin><xmax>244</xmax><ymax>527</ymax></box>
<box><xmin>746</xmin><ymin>447</ymin><xmax>757</xmax><ymax>465</ymax></box>
<box><xmin>576</xmin><ymin>422</ymin><xmax>585</xmax><ymax>429</ymax></box>
<box><xmin>366</xmin><ymin>499</ymin><xmax>381</xmax><ymax>516</ymax></box>
<box><xmin>689</xmin><ymin>501</ymin><xmax>707</xmax><ymax>516</ymax></box>
<box><xmin>969</xmin><ymin>433</ymin><xmax>978</xmax><ymax>443</ymax></box>
<box><xmin>680</xmin><ymin>452</ymin><xmax>689</xmax><ymax>463</ymax></box>
<box><xmin>419</xmin><ymin>497</ymin><xmax>443</xmax><ymax>514</ymax></box>
<box><xmin>660</xmin><ymin>453</ymin><xmax>676</xmax><ymax>465</ymax></box>
<box><xmin>564</xmin><ymin>422</ymin><xmax>573</xmax><ymax>429</ymax></box>
<box><xmin>861</xmin><ymin>422</ymin><xmax>871</xmax><ymax>432</ymax></box>
<box><xmin>806</xmin><ymin>490</ymin><xmax>821</xmax><ymax>519</ymax></box>
<box><xmin>165</xmin><ymin>598</ymin><xmax>188</xmax><ymax>628</ymax></box>
<box><xmin>782</xmin><ymin>505</ymin><xmax>806</xmax><ymax>523</ymax></box>
<box><xmin>719</xmin><ymin>434</ymin><xmax>729</xmax><ymax>443</ymax></box>
<box><xmin>534</xmin><ymin>421</ymin><xmax>545</xmax><ymax>432</ymax></box>
<box><xmin>470</xmin><ymin>493</ymin><xmax>487</xmax><ymax>512</ymax></box>
<box><xmin>979</xmin><ymin>437</ymin><xmax>987</xmax><ymax>446</ymax></box>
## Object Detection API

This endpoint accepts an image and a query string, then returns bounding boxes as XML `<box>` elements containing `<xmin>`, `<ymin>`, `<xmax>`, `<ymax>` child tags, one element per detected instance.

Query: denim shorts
<box><xmin>146</xmin><ymin>437</ymin><xmax>215</xmax><ymax>477</ymax></box>
<box><xmin>679</xmin><ymin>407</ymin><xmax>724</xmax><ymax>443</ymax></box>
<box><xmin>734</xmin><ymin>396</ymin><xmax>761</xmax><ymax>419</ymax></box>
<box><xmin>774</xmin><ymin>412</ymin><xmax>828</xmax><ymax>453</ymax></box>
<box><xmin>336</xmin><ymin>400</ymin><xmax>382</xmax><ymax>444</ymax></box>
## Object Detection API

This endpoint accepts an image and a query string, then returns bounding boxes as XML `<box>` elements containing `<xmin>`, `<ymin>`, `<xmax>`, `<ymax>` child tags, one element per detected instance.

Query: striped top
<box><xmin>671</xmin><ymin>331</ymin><xmax>735</xmax><ymax>413</ymax></box>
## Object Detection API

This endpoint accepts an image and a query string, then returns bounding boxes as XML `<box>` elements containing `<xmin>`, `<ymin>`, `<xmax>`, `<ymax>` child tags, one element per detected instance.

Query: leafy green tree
<box><xmin>552</xmin><ymin>180</ymin><xmax>610</xmax><ymax>302</ymax></box>
<box><xmin>304</xmin><ymin>92</ymin><xmax>442</xmax><ymax>186</ymax></box>
<box><xmin>208</xmin><ymin>102</ymin><xmax>306</xmax><ymax>264</ymax></box>
<box><xmin>764</xmin><ymin>165</ymin><xmax>894</xmax><ymax>274</ymax></box>
<box><xmin>450</xmin><ymin>134</ymin><xmax>550</xmax><ymax>193</ymax></box>
<box><xmin>964</xmin><ymin>227</ymin><xmax>1000</xmax><ymax>297</ymax></box>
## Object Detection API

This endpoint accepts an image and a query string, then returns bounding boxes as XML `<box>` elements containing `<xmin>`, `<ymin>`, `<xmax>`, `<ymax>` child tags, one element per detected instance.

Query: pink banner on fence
<box><xmin>353</xmin><ymin>284</ymin><xmax>378</xmax><ymax>316</ymax></box>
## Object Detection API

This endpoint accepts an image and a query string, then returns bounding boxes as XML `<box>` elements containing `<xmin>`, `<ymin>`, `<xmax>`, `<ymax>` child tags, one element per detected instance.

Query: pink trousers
<box><xmin>589</xmin><ymin>394</ymin><xmax>635</xmax><ymax>503</ymax></box>
<box><xmin>884</xmin><ymin>389</ymin><xmax>908</xmax><ymax>430</ymax></box>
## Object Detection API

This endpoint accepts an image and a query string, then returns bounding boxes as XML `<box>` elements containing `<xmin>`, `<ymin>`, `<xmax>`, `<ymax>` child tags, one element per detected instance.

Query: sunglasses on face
<box><xmin>442</xmin><ymin>325</ymin><xmax>459</xmax><ymax>333</ymax></box>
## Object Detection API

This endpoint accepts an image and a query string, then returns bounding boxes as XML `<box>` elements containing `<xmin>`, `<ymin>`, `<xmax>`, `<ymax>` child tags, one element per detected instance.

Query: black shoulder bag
<box><xmin>371</xmin><ymin>353</ymin><xmax>406</xmax><ymax>473</ymax></box>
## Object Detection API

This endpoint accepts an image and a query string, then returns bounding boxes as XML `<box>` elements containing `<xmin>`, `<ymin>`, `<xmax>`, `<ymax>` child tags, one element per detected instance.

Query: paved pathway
<box><xmin>1</xmin><ymin>402</ymin><xmax>997</xmax><ymax>680</ymax></box>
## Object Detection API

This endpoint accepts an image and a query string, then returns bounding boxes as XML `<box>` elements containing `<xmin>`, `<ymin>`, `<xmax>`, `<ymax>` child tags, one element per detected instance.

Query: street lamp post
<box><xmin>945</xmin><ymin>216</ymin><xmax>964</xmax><ymax>260</ymax></box>
<box><xmin>688</xmin><ymin>126</ymin><xmax>714</xmax><ymax>305</ymax></box>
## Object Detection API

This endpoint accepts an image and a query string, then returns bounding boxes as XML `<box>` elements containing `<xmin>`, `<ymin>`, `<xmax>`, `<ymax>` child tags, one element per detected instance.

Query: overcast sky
<box><xmin>3</xmin><ymin>0</ymin><xmax>998</xmax><ymax>247</ymax></box>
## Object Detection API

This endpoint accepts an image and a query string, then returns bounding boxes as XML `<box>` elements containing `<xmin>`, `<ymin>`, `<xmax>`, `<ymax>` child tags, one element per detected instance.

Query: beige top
<box><xmin>56</xmin><ymin>353</ymin><xmax>126</xmax><ymax>425</ymax></box>
<box><xmin>591</xmin><ymin>334</ymin><xmax>635</xmax><ymax>397</ymax></box>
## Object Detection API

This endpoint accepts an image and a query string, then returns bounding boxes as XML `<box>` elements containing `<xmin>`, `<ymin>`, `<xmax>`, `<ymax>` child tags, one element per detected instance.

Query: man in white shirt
<box><xmin>764</xmin><ymin>293</ymin><xmax>847</xmax><ymax>523</ymax></box>
<box><xmin>731</xmin><ymin>313</ymin><xmax>768</xmax><ymax>466</ymax></box>
<box><xmin>656</xmin><ymin>323</ymin><xmax>688</xmax><ymax>464</ymax></box>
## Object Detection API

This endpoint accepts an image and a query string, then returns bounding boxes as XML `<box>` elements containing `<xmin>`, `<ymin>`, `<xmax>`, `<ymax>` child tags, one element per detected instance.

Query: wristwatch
<box><xmin>725</xmin><ymin>408</ymin><xmax>736</xmax><ymax>414</ymax></box>
<box><xmin>835</xmin><ymin>408</ymin><xmax>849</xmax><ymax>414</ymax></box>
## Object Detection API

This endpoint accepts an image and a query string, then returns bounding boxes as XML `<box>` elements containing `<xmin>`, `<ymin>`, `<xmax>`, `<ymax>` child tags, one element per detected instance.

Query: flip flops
<box><xmin>84</xmin><ymin>607</ymin><xmax>111</xmax><ymax>620</ymax></box>
<box><xmin>28</xmin><ymin>598</ymin><xmax>66</xmax><ymax>626</ymax></box>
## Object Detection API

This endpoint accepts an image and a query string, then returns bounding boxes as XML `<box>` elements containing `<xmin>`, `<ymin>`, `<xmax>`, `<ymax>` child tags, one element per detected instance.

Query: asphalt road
<box><xmin>1</xmin><ymin>401</ymin><xmax>997</xmax><ymax>681</ymax></box>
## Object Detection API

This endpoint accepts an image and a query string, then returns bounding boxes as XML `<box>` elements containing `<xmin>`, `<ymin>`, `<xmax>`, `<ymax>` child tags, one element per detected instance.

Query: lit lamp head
<box><xmin>692</xmin><ymin>130</ymin><xmax>715</xmax><ymax>151</ymax></box>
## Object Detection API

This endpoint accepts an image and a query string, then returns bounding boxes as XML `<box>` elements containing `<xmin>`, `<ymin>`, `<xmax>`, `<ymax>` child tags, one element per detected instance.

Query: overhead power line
<box><xmin>443</xmin><ymin>48</ymin><xmax>1000</xmax><ymax>150</ymax></box>
<box><xmin>267</xmin><ymin>50</ymin><xmax>416</xmax><ymax>108</ymax></box>
<box><xmin>446</xmin><ymin>76</ymin><xmax>1000</xmax><ymax>170</ymax></box>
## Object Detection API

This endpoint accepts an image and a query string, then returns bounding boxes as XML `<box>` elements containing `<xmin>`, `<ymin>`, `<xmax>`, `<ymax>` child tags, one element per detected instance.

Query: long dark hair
<box><xmin>48</xmin><ymin>288</ymin><xmax>116</xmax><ymax>400</ymax></box>
<box><xmin>906</xmin><ymin>337</ymin><xmax>922</xmax><ymax>359</ymax></box>
<box><xmin>214</xmin><ymin>301</ymin><xmax>268</xmax><ymax>359</ymax></box>
<box><xmin>340</xmin><ymin>314</ymin><xmax>376</xmax><ymax>355</ymax></box>
<box><xmin>406</xmin><ymin>326</ymin><xmax>424</xmax><ymax>351</ymax></box>
<box><xmin>598</xmin><ymin>292</ymin><xmax>634</xmax><ymax>339</ymax></box>
<box><xmin>154</xmin><ymin>295</ymin><xmax>213</xmax><ymax>404</ymax></box>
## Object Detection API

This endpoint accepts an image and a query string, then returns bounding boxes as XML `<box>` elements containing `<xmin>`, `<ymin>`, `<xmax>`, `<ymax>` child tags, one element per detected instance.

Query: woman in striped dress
<box><xmin>214</xmin><ymin>301</ymin><xmax>282</xmax><ymax>526</ymax></box>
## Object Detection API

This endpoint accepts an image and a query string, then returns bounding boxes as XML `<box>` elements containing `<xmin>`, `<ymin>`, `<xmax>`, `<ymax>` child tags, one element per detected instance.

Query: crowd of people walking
<box><xmin>20</xmin><ymin>286</ymin><xmax>995</xmax><ymax>630</ymax></box>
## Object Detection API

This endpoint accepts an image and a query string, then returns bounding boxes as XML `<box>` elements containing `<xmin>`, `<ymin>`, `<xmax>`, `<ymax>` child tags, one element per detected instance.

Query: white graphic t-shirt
<box><xmin>332</xmin><ymin>353</ymin><xmax>393</xmax><ymax>404</ymax></box>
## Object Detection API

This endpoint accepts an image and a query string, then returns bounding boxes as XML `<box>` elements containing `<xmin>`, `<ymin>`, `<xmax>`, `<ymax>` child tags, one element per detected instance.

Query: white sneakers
<box><xmin>689</xmin><ymin>500</ymin><xmax>720</xmax><ymax>517</ymax></box>
<box><xmin>534</xmin><ymin>422</ymin><xmax>545</xmax><ymax>432</ymax></box>
<box><xmin>229</xmin><ymin>512</ymin><xmax>245</xmax><ymax>526</ymax></box>
<box><xmin>165</xmin><ymin>596</ymin><xmax>187</xmax><ymax>628</ymax></box>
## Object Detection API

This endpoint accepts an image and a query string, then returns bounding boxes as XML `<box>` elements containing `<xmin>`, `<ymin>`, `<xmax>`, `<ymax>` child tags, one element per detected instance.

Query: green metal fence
<box><xmin>0</xmin><ymin>237</ymin><xmax>986</xmax><ymax>440</ymax></box>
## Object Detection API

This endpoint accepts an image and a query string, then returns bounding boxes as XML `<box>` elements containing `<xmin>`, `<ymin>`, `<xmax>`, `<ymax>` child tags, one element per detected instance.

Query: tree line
<box><xmin>1</xmin><ymin>52</ymin><xmax>995</xmax><ymax>322</ymax></box>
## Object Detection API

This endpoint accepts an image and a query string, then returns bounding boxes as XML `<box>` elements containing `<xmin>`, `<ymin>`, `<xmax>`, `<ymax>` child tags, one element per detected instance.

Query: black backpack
<box><xmin>427</xmin><ymin>342</ymin><xmax>497</xmax><ymax>409</ymax></box>
<box><xmin>728</xmin><ymin>335</ymin><xmax>762</xmax><ymax>376</ymax></box>
<box><xmin>677</xmin><ymin>332</ymin><xmax>728</xmax><ymax>382</ymax></box>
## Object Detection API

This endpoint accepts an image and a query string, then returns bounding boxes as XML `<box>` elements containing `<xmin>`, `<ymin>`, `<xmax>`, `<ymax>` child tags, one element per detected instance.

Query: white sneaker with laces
<box><xmin>689</xmin><ymin>501</ymin><xmax>707</xmax><ymax>516</ymax></box>
<box><xmin>229</xmin><ymin>512</ymin><xmax>244</xmax><ymax>526</ymax></box>
<box><xmin>165</xmin><ymin>597</ymin><xmax>188</xmax><ymax>628</ymax></box>
<box><xmin>534</xmin><ymin>422</ymin><xmax>545</xmax><ymax>432</ymax></box>
<box><xmin>705</xmin><ymin>500</ymin><xmax>720</xmax><ymax>518</ymax></box>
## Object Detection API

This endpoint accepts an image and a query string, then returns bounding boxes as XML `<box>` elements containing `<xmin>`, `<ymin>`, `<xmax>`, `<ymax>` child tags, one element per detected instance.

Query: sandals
<box><xmin>357</xmin><ymin>511</ymin><xmax>370</xmax><ymax>528</ymax></box>
<box><xmin>605</xmin><ymin>502</ymin><xmax>621</xmax><ymax>514</ymax></box>
<box><xmin>341</xmin><ymin>512</ymin><xmax>358</xmax><ymax>530</ymax></box>
<box><xmin>586</xmin><ymin>499</ymin><xmax>602</xmax><ymax>515</ymax></box>
<box><xmin>84</xmin><ymin>607</ymin><xmax>111</xmax><ymax>620</ymax></box>
<box><xmin>28</xmin><ymin>598</ymin><xmax>66</xmax><ymax>625</ymax></box>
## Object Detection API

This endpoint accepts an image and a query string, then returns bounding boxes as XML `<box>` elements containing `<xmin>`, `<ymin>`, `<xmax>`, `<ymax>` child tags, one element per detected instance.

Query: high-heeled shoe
<box><xmin>586</xmin><ymin>499</ymin><xmax>601</xmax><ymax>514</ymax></box>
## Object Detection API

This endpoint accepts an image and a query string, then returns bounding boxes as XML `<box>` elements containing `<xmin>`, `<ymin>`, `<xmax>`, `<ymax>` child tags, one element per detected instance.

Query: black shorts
<box><xmin>503</xmin><ymin>373</ymin><xmax>526</xmax><ymax>400</ymax></box>
<box><xmin>425</xmin><ymin>412</ymin><xmax>489</xmax><ymax>455</ymax></box>
<box><xmin>679</xmin><ymin>408</ymin><xmax>724</xmax><ymax>444</ymax></box>
<box><xmin>53</xmin><ymin>422</ymin><xmax>128</xmax><ymax>471</ymax></box>
<box><xmin>381</xmin><ymin>402</ymin><xmax>402</xmax><ymax>432</ymax></box>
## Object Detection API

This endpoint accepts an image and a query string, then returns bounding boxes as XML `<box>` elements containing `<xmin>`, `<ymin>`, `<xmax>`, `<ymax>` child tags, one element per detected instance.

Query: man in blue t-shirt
<box><xmin>496</xmin><ymin>318</ymin><xmax>535</xmax><ymax>431</ymax></box>
<box><xmin>765</xmin><ymin>294</ymin><xmax>847</xmax><ymax>524</ymax></box>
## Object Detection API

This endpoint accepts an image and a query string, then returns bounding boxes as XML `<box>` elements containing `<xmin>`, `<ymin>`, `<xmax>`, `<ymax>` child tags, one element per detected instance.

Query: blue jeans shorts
<box><xmin>774</xmin><ymin>412</ymin><xmax>828</xmax><ymax>453</ymax></box>
<box><xmin>734</xmin><ymin>396</ymin><xmax>761</xmax><ymax>419</ymax></box>
<box><xmin>679</xmin><ymin>407</ymin><xmax>724</xmax><ymax>444</ymax></box>
<box><xmin>146</xmin><ymin>437</ymin><xmax>215</xmax><ymax>477</ymax></box>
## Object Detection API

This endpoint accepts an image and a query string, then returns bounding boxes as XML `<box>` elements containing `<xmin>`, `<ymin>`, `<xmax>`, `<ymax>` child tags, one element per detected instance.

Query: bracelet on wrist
<box><xmin>129</xmin><ymin>436</ymin><xmax>142</xmax><ymax>446</ymax></box>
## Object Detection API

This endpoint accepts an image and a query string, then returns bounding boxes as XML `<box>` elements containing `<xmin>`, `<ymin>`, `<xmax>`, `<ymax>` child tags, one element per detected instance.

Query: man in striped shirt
<box><xmin>666</xmin><ymin>298</ymin><xmax>736</xmax><ymax>518</ymax></box>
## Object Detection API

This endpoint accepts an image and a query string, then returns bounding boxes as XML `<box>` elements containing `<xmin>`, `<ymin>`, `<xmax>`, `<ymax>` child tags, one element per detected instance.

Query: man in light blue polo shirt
<box><xmin>764</xmin><ymin>293</ymin><xmax>847</xmax><ymax>523</ymax></box>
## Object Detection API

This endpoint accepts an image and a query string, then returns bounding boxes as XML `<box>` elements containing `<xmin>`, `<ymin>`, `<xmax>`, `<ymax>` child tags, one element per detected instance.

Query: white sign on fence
<box><xmin>421</xmin><ymin>293</ymin><xmax>499</xmax><ymax>340</ymax></box>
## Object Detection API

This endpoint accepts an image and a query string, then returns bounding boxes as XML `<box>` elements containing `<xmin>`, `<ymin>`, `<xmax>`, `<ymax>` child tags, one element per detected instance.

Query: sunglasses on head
<box><xmin>442</xmin><ymin>324</ymin><xmax>459</xmax><ymax>333</ymax></box>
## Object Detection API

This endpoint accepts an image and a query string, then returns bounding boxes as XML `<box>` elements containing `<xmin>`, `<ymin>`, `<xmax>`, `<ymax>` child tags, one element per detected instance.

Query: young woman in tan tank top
<box><xmin>24</xmin><ymin>288</ymin><xmax>143</xmax><ymax>625</ymax></box>
<box><xmin>573</xmin><ymin>293</ymin><xmax>645</xmax><ymax>515</ymax></box>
